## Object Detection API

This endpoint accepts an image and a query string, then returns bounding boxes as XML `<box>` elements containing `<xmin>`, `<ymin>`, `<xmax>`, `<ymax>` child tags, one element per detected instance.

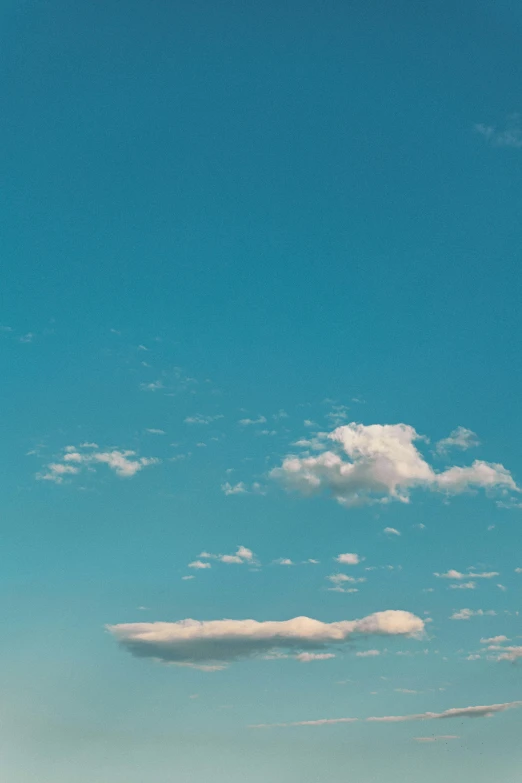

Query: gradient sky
<box><xmin>2</xmin><ymin>1</ymin><xmax>522</xmax><ymax>781</ymax></box>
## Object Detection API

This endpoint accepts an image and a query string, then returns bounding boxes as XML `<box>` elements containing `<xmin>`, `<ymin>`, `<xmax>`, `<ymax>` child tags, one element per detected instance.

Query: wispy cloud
<box><xmin>238</xmin><ymin>415</ymin><xmax>267</xmax><ymax>426</ymax></box>
<box><xmin>36</xmin><ymin>444</ymin><xmax>159</xmax><ymax>483</ymax></box>
<box><xmin>475</xmin><ymin>114</ymin><xmax>522</xmax><ymax>148</ymax></box>
<box><xmin>184</xmin><ymin>414</ymin><xmax>224</xmax><ymax>425</ymax></box>
<box><xmin>435</xmin><ymin>427</ymin><xmax>479</xmax><ymax>454</ymax></box>
<box><xmin>450</xmin><ymin>609</ymin><xmax>496</xmax><ymax>621</ymax></box>
<box><xmin>250</xmin><ymin>701</ymin><xmax>522</xmax><ymax>728</ymax></box>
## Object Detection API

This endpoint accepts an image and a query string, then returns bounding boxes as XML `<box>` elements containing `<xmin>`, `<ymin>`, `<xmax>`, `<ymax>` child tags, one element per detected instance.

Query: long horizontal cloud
<box><xmin>271</xmin><ymin>423</ymin><xmax>517</xmax><ymax>507</ymax></box>
<box><xmin>108</xmin><ymin>610</ymin><xmax>424</xmax><ymax>667</ymax></box>
<box><xmin>251</xmin><ymin>701</ymin><xmax>522</xmax><ymax>728</ymax></box>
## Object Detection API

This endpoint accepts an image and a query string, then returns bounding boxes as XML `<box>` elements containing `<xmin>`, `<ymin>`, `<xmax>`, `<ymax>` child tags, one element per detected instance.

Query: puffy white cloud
<box><xmin>109</xmin><ymin>610</ymin><xmax>425</xmax><ymax>667</ymax></box>
<box><xmin>384</xmin><ymin>527</ymin><xmax>401</xmax><ymax>537</ymax></box>
<box><xmin>435</xmin><ymin>427</ymin><xmax>479</xmax><ymax>454</ymax></box>
<box><xmin>450</xmin><ymin>609</ymin><xmax>496</xmax><ymax>621</ymax></box>
<box><xmin>221</xmin><ymin>482</ymin><xmax>247</xmax><ymax>495</ymax></box>
<box><xmin>435</xmin><ymin>570</ymin><xmax>499</xmax><ymax>580</ymax></box>
<box><xmin>271</xmin><ymin>422</ymin><xmax>517</xmax><ymax>507</ymax></box>
<box><xmin>481</xmin><ymin>635</ymin><xmax>509</xmax><ymax>644</ymax></box>
<box><xmin>491</xmin><ymin>646</ymin><xmax>522</xmax><ymax>662</ymax></box>
<box><xmin>197</xmin><ymin>546</ymin><xmax>256</xmax><ymax>565</ymax></box>
<box><xmin>188</xmin><ymin>560</ymin><xmax>211</xmax><ymax>570</ymax></box>
<box><xmin>335</xmin><ymin>553</ymin><xmax>360</xmax><ymax>565</ymax></box>
<box><xmin>36</xmin><ymin>445</ymin><xmax>159</xmax><ymax>482</ymax></box>
<box><xmin>251</xmin><ymin>701</ymin><xmax>522</xmax><ymax>728</ymax></box>
<box><xmin>274</xmin><ymin>558</ymin><xmax>294</xmax><ymax>566</ymax></box>
<box><xmin>238</xmin><ymin>416</ymin><xmax>267</xmax><ymax>426</ymax></box>
<box><xmin>327</xmin><ymin>574</ymin><xmax>365</xmax><ymax>585</ymax></box>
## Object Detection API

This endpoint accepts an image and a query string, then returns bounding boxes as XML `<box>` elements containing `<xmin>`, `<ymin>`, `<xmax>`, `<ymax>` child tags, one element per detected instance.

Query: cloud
<box><xmin>335</xmin><ymin>553</ymin><xmax>360</xmax><ymax>565</ymax></box>
<box><xmin>475</xmin><ymin>115</ymin><xmax>522</xmax><ymax>148</ymax></box>
<box><xmin>327</xmin><ymin>574</ymin><xmax>365</xmax><ymax>585</ymax></box>
<box><xmin>109</xmin><ymin>610</ymin><xmax>425</xmax><ymax>667</ymax></box>
<box><xmin>199</xmin><ymin>547</ymin><xmax>255</xmax><ymax>565</ymax></box>
<box><xmin>36</xmin><ymin>445</ymin><xmax>159</xmax><ymax>482</ymax></box>
<box><xmin>184</xmin><ymin>414</ymin><xmax>224</xmax><ymax>425</ymax></box>
<box><xmin>491</xmin><ymin>646</ymin><xmax>522</xmax><ymax>662</ymax></box>
<box><xmin>188</xmin><ymin>560</ymin><xmax>211</xmax><ymax>570</ymax></box>
<box><xmin>435</xmin><ymin>570</ymin><xmax>499</xmax><ymax>580</ymax></box>
<box><xmin>481</xmin><ymin>636</ymin><xmax>509</xmax><ymax>644</ymax></box>
<box><xmin>449</xmin><ymin>581</ymin><xmax>476</xmax><ymax>590</ymax></box>
<box><xmin>140</xmin><ymin>380</ymin><xmax>164</xmax><ymax>392</ymax></box>
<box><xmin>271</xmin><ymin>423</ymin><xmax>517</xmax><ymax>507</ymax></box>
<box><xmin>274</xmin><ymin>558</ymin><xmax>294</xmax><ymax>566</ymax></box>
<box><xmin>450</xmin><ymin>609</ymin><xmax>496</xmax><ymax>621</ymax></box>
<box><xmin>414</xmin><ymin>736</ymin><xmax>459</xmax><ymax>743</ymax></box>
<box><xmin>238</xmin><ymin>416</ymin><xmax>267</xmax><ymax>426</ymax></box>
<box><xmin>356</xmin><ymin>649</ymin><xmax>380</xmax><ymax>657</ymax></box>
<box><xmin>221</xmin><ymin>482</ymin><xmax>248</xmax><ymax>496</ymax></box>
<box><xmin>384</xmin><ymin>527</ymin><xmax>401</xmax><ymax>537</ymax></box>
<box><xmin>435</xmin><ymin>427</ymin><xmax>480</xmax><ymax>454</ymax></box>
<box><xmin>250</xmin><ymin>701</ymin><xmax>522</xmax><ymax>728</ymax></box>
<box><xmin>295</xmin><ymin>652</ymin><xmax>335</xmax><ymax>662</ymax></box>
<box><xmin>145</xmin><ymin>428</ymin><xmax>165</xmax><ymax>435</ymax></box>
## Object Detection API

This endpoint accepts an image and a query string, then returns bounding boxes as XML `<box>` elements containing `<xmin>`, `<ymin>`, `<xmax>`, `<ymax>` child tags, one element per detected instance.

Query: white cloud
<box><xmin>435</xmin><ymin>427</ymin><xmax>479</xmax><ymax>454</ymax></box>
<box><xmin>475</xmin><ymin>115</ymin><xmax>522</xmax><ymax>148</ymax></box>
<box><xmin>335</xmin><ymin>553</ymin><xmax>360</xmax><ymax>565</ymax></box>
<box><xmin>356</xmin><ymin>649</ymin><xmax>380</xmax><ymax>657</ymax></box>
<box><xmin>236</xmin><ymin>546</ymin><xmax>254</xmax><ymax>561</ymax></box>
<box><xmin>198</xmin><ymin>546</ymin><xmax>256</xmax><ymax>565</ymax></box>
<box><xmin>481</xmin><ymin>636</ymin><xmax>509</xmax><ymax>644</ymax></box>
<box><xmin>188</xmin><ymin>560</ymin><xmax>211</xmax><ymax>570</ymax></box>
<box><xmin>384</xmin><ymin>527</ymin><xmax>401</xmax><ymax>537</ymax></box>
<box><xmin>492</xmin><ymin>646</ymin><xmax>522</xmax><ymax>662</ymax></box>
<box><xmin>414</xmin><ymin>736</ymin><xmax>459</xmax><ymax>743</ymax></box>
<box><xmin>145</xmin><ymin>428</ymin><xmax>165</xmax><ymax>435</ymax></box>
<box><xmin>182</xmin><ymin>575</ymin><xmax>195</xmax><ymax>580</ymax></box>
<box><xmin>327</xmin><ymin>574</ymin><xmax>365</xmax><ymax>585</ymax></box>
<box><xmin>435</xmin><ymin>570</ymin><xmax>499</xmax><ymax>580</ymax></box>
<box><xmin>271</xmin><ymin>422</ymin><xmax>518</xmax><ymax>507</ymax></box>
<box><xmin>497</xmin><ymin>584</ymin><xmax>507</xmax><ymax>592</ymax></box>
<box><xmin>450</xmin><ymin>609</ymin><xmax>496</xmax><ymax>621</ymax></box>
<box><xmin>295</xmin><ymin>652</ymin><xmax>335</xmax><ymax>662</ymax></box>
<box><xmin>140</xmin><ymin>380</ymin><xmax>164</xmax><ymax>392</ymax></box>
<box><xmin>238</xmin><ymin>416</ymin><xmax>267</xmax><ymax>426</ymax></box>
<box><xmin>515</xmin><ymin>568</ymin><xmax>522</xmax><ymax>574</ymax></box>
<box><xmin>36</xmin><ymin>445</ymin><xmax>159</xmax><ymax>482</ymax></box>
<box><xmin>184</xmin><ymin>414</ymin><xmax>224</xmax><ymax>425</ymax></box>
<box><xmin>109</xmin><ymin>610</ymin><xmax>425</xmax><ymax>667</ymax></box>
<box><xmin>274</xmin><ymin>558</ymin><xmax>294</xmax><ymax>566</ymax></box>
<box><xmin>221</xmin><ymin>482</ymin><xmax>247</xmax><ymax>495</ymax></box>
<box><xmin>449</xmin><ymin>581</ymin><xmax>476</xmax><ymax>590</ymax></box>
<box><xmin>251</xmin><ymin>701</ymin><xmax>522</xmax><ymax>728</ymax></box>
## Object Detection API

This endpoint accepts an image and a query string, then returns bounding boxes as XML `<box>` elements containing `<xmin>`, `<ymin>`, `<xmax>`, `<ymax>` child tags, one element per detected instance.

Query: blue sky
<box><xmin>2</xmin><ymin>1</ymin><xmax>522</xmax><ymax>781</ymax></box>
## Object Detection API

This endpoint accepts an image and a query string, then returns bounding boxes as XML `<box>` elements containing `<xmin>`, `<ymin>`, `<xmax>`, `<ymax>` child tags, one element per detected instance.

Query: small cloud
<box><xmin>184</xmin><ymin>414</ymin><xmax>224</xmax><ymax>425</ymax></box>
<box><xmin>145</xmin><ymin>428</ymin><xmax>165</xmax><ymax>435</ymax></box>
<box><xmin>19</xmin><ymin>332</ymin><xmax>34</xmax><ymax>343</ymax></box>
<box><xmin>238</xmin><ymin>416</ymin><xmax>267</xmax><ymax>426</ymax></box>
<box><xmin>435</xmin><ymin>427</ymin><xmax>480</xmax><ymax>455</ymax></box>
<box><xmin>450</xmin><ymin>609</ymin><xmax>496</xmax><ymax>621</ymax></box>
<box><xmin>356</xmin><ymin>650</ymin><xmax>380</xmax><ymax>657</ymax></box>
<box><xmin>182</xmin><ymin>575</ymin><xmax>195</xmax><ymax>580</ymax></box>
<box><xmin>414</xmin><ymin>736</ymin><xmax>459</xmax><ymax>743</ymax></box>
<box><xmin>221</xmin><ymin>481</ymin><xmax>248</xmax><ymax>496</ymax></box>
<box><xmin>435</xmin><ymin>570</ymin><xmax>499</xmax><ymax>580</ymax></box>
<box><xmin>475</xmin><ymin>114</ymin><xmax>522</xmax><ymax>148</ymax></box>
<box><xmin>295</xmin><ymin>652</ymin><xmax>335</xmax><ymax>662</ymax></box>
<box><xmin>274</xmin><ymin>558</ymin><xmax>294</xmax><ymax>566</ymax></box>
<box><xmin>497</xmin><ymin>584</ymin><xmax>508</xmax><ymax>592</ymax></box>
<box><xmin>481</xmin><ymin>636</ymin><xmax>509</xmax><ymax>645</ymax></box>
<box><xmin>384</xmin><ymin>527</ymin><xmax>401</xmax><ymax>537</ymax></box>
<box><xmin>335</xmin><ymin>553</ymin><xmax>360</xmax><ymax>565</ymax></box>
<box><xmin>140</xmin><ymin>380</ymin><xmax>164</xmax><ymax>392</ymax></box>
<box><xmin>188</xmin><ymin>560</ymin><xmax>212</xmax><ymax>570</ymax></box>
<box><xmin>449</xmin><ymin>581</ymin><xmax>476</xmax><ymax>590</ymax></box>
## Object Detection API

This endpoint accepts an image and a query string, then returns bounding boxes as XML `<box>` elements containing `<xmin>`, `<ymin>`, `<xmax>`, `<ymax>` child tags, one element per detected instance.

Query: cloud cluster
<box><xmin>435</xmin><ymin>570</ymin><xmax>499</xmax><ymax>580</ymax></box>
<box><xmin>475</xmin><ymin>115</ymin><xmax>522</xmax><ymax>148</ymax></box>
<box><xmin>251</xmin><ymin>701</ymin><xmax>522</xmax><ymax>728</ymax></box>
<box><xmin>194</xmin><ymin>546</ymin><xmax>256</xmax><ymax>566</ymax></box>
<box><xmin>108</xmin><ymin>610</ymin><xmax>425</xmax><ymax>668</ymax></box>
<box><xmin>450</xmin><ymin>609</ymin><xmax>496</xmax><ymax>621</ymax></box>
<box><xmin>36</xmin><ymin>444</ymin><xmax>159</xmax><ymax>483</ymax></box>
<box><xmin>435</xmin><ymin>427</ymin><xmax>479</xmax><ymax>454</ymax></box>
<box><xmin>271</xmin><ymin>423</ymin><xmax>517</xmax><ymax>507</ymax></box>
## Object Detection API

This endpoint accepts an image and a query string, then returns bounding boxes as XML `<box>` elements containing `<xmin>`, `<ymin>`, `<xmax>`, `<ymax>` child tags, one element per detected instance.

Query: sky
<box><xmin>1</xmin><ymin>1</ymin><xmax>522</xmax><ymax>781</ymax></box>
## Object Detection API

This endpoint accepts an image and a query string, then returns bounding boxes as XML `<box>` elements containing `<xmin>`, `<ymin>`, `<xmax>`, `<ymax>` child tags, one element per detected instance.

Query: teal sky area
<box><xmin>1</xmin><ymin>1</ymin><xmax>522</xmax><ymax>781</ymax></box>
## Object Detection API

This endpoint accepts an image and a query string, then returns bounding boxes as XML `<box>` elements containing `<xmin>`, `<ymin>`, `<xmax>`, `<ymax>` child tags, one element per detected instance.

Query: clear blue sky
<box><xmin>2</xmin><ymin>1</ymin><xmax>522</xmax><ymax>781</ymax></box>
